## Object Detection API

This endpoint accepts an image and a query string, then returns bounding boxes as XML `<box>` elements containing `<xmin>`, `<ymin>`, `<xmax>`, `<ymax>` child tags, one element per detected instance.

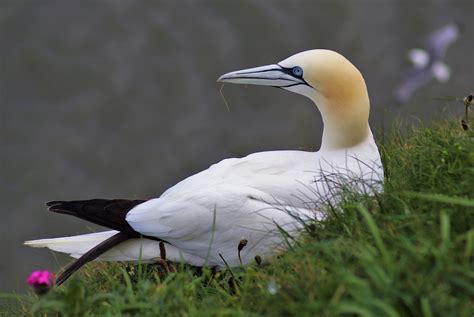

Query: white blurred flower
<box><xmin>267</xmin><ymin>280</ymin><xmax>279</xmax><ymax>295</ymax></box>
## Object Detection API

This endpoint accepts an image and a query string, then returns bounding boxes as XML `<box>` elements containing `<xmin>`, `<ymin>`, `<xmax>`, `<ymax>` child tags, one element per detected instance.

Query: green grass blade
<box><xmin>403</xmin><ymin>192</ymin><xmax>474</xmax><ymax>207</ymax></box>
<box><xmin>356</xmin><ymin>205</ymin><xmax>391</xmax><ymax>267</ymax></box>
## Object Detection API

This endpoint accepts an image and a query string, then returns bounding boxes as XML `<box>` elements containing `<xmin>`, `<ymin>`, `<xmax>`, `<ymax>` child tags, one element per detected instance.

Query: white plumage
<box><xmin>26</xmin><ymin>49</ymin><xmax>383</xmax><ymax>270</ymax></box>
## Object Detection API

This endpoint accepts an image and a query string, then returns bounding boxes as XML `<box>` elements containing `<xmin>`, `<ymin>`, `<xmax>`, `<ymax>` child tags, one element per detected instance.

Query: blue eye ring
<box><xmin>292</xmin><ymin>66</ymin><xmax>303</xmax><ymax>78</ymax></box>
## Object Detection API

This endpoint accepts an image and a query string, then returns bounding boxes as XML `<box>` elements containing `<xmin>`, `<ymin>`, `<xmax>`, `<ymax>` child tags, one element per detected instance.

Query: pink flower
<box><xmin>26</xmin><ymin>270</ymin><xmax>55</xmax><ymax>294</ymax></box>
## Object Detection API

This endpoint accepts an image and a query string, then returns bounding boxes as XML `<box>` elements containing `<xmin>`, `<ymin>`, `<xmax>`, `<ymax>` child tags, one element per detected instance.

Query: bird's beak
<box><xmin>217</xmin><ymin>64</ymin><xmax>305</xmax><ymax>88</ymax></box>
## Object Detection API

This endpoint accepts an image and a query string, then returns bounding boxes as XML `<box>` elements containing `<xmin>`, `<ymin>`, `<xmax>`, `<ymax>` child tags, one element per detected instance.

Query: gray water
<box><xmin>1</xmin><ymin>0</ymin><xmax>473</xmax><ymax>292</ymax></box>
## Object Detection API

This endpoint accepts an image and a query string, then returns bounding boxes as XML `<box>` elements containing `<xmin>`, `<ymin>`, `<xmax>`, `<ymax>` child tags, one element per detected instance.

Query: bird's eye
<box><xmin>292</xmin><ymin>66</ymin><xmax>303</xmax><ymax>78</ymax></box>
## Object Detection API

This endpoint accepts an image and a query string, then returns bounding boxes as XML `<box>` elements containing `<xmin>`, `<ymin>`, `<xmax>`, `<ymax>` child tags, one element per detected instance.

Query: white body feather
<box><xmin>26</xmin><ymin>134</ymin><xmax>382</xmax><ymax>267</ymax></box>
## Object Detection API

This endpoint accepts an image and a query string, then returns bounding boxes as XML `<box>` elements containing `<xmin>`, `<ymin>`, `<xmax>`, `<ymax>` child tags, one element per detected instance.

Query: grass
<box><xmin>2</xmin><ymin>120</ymin><xmax>473</xmax><ymax>316</ymax></box>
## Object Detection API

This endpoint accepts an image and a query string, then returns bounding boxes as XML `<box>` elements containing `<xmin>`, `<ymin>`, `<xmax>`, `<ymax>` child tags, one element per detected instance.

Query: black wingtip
<box><xmin>43</xmin><ymin>199</ymin><xmax>150</xmax><ymax>236</ymax></box>
<box><xmin>46</xmin><ymin>201</ymin><xmax>64</xmax><ymax>207</ymax></box>
<box><xmin>46</xmin><ymin>201</ymin><xmax>70</xmax><ymax>214</ymax></box>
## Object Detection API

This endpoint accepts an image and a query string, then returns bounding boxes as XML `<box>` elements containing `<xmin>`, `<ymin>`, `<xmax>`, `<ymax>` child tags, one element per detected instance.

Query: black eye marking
<box><xmin>276</xmin><ymin>64</ymin><xmax>313</xmax><ymax>88</ymax></box>
<box><xmin>291</xmin><ymin>66</ymin><xmax>303</xmax><ymax>78</ymax></box>
<box><xmin>277</xmin><ymin>64</ymin><xmax>305</xmax><ymax>79</ymax></box>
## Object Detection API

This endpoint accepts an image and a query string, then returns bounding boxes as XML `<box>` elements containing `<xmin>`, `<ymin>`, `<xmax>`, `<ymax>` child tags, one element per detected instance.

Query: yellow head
<box><xmin>218</xmin><ymin>49</ymin><xmax>371</xmax><ymax>150</ymax></box>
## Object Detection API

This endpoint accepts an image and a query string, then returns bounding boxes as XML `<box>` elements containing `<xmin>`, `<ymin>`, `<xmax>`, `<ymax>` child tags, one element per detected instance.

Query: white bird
<box><xmin>25</xmin><ymin>49</ymin><xmax>383</xmax><ymax>285</ymax></box>
<box><xmin>394</xmin><ymin>22</ymin><xmax>461</xmax><ymax>103</ymax></box>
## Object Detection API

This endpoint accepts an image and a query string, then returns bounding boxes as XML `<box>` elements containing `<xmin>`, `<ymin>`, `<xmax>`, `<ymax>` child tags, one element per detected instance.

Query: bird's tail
<box><xmin>25</xmin><ymin>231</ymin><xmax>168</xmax><ymax>285</ymax></box>
<box><xmin>25</xmin><ymin>231</ymin><xmax>120</xmax><ymax>258</ymax></box>
<box><xmin>25</xmin><ymin>199</ymin><xmax>168</xmax><ymax>285</ymax></box>
<box><xmin>25</xmin><ymin>231</ymin><xmax>134</xmax><ymax>285</ymax></box>
<box><xmin>26</xmin><ymin>231</ymin><xmax>207</xmax><ymax>283</ymax></box>
<box><xmin>25</xmin><ymin>231</ymin><xmax>163</xmax><ymax>263</ymax></box>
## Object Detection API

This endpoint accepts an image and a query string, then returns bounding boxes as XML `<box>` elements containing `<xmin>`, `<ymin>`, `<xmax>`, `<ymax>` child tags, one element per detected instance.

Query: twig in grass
<box><xmin>254</xmin><ymin>255</ymin><xmax>262</xmax><ymax>266</ymax></box>
<box><xmin>237</xmin><ymin>239</ymin><xmax>248</xmax><ymax>266</ymax></box>
<box><xmin>219</xmin><ymin>253</ymin><xmax>240</xmax><ymax>295</ymax></box>
<box><xmin>436</xmin><ymin>94</ymin><xmax>472</xmax><ymax>130</ymax></box>
<box><xmin>219</xmin><ymin>84</ymin><xmax>230</xmax><ymax>112</ymax></box>
<box><xmin>218</xmin><ymin>253</ymin><xmax>235</xmax><ymax>280</ymax></box>
<box><xmin>461</xmin><ymin>94</ymin><xmax>472</xmax><ymax>130</ymax></box>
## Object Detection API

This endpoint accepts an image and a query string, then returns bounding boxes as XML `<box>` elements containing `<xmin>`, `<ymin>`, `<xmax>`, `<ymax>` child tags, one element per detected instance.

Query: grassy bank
<box><xmin>2</xmin><ymin>120</ymin><xmax>473</xmax><ymax>316</ymax></box>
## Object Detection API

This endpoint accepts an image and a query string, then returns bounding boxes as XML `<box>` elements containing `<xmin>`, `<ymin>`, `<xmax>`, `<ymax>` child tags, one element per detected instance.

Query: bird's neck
<box><xmin>316</xmin><ymin>98</ymin><xmax>371</xmax><ymax>150</ymax></box>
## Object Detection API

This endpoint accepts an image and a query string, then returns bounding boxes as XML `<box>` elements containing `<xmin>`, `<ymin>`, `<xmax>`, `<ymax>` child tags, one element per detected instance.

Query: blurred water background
<box><xmin>1</xmin><ymin>0</ymin><xmax>473</xmax><ymax>292</ymax></box>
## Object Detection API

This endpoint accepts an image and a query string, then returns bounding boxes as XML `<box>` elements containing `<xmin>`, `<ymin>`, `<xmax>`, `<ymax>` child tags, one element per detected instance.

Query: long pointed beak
<box><xmin>217</xmin><ymin>64</ymin><xmax>304</xmax><ymax>88</ymax></box>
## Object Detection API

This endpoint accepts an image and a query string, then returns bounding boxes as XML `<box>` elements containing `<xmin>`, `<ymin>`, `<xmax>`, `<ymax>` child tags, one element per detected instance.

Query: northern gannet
<box><xmin>26</xmin><ymin>49</ymin><xmax>383</xmax><ymax>285</ymax></box>
<box><xmin>394</xmin><ymin>23</ymin><xmax>461</xmax><ymax>103</ymax></box>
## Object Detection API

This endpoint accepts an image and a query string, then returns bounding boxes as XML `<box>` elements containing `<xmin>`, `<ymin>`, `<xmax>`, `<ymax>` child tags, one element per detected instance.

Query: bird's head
<box><xmin>218</xmin><ymin>49</ymin><xmax>371</xmax><ymax>149</ymax></box>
